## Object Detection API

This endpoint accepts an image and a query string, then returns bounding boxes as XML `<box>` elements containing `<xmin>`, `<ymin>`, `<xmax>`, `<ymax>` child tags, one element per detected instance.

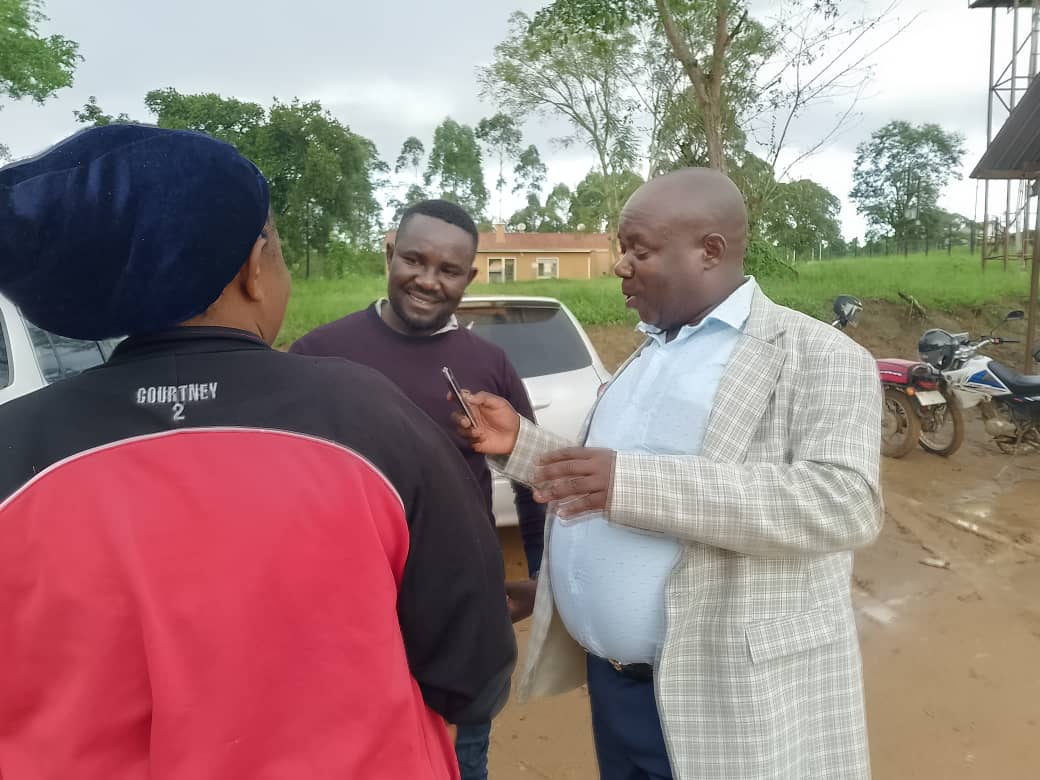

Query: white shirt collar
<box><xmin>638</xmin><ymin>276</ymin><xmax>757</xmax><ymax>343</ymax></box>
<box><xmin>375</xmin><ymin>298</ymin><xmax>459</xmax><ymax>335</ymax></box>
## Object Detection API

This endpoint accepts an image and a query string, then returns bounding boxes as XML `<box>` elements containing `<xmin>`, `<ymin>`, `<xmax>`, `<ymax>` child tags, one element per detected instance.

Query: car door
<box><xmin>0</xmin><ymin>296</ymin><xmax>46</xmax><ymax>406</ymax></box>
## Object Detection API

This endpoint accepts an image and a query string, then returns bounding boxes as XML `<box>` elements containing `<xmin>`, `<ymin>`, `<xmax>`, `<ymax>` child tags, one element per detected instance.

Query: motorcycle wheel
<box><xmin>918</xmin><ymin>391</ymin><xmax>964</xmax><ymax>457</ymax></box>
<box><xmin>881</xmin><ymin>387</ymin><xmax>921</xmax><ymax>458</ymax></box>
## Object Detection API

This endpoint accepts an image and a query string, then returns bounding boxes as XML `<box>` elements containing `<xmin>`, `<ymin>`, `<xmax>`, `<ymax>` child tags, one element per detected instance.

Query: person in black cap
<box><xmin>0</xmin><ymin>124</ymin><xmax>516</xmax><ymax>780</ymax></box>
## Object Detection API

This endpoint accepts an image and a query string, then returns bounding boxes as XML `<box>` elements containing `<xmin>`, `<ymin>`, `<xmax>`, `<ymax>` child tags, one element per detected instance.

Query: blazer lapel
<box><xmin>701</xmin><ymin>290</ymin><xmax>786</xmax><ymax>463</ymax></box>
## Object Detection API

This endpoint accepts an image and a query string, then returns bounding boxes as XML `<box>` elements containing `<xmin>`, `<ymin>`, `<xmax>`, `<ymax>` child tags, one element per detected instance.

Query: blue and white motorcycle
<box><xmin>918</xmin><ymin>311</ymin><xmax>1040</xmax><ymax>454</ymax></box>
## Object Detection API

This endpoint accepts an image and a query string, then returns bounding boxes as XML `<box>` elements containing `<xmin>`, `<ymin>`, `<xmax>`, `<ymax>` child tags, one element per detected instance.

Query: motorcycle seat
<box><xmin>987</xmin><ymin>361</ymin><xmax>1040</xmax><ymax>396</ymax></box>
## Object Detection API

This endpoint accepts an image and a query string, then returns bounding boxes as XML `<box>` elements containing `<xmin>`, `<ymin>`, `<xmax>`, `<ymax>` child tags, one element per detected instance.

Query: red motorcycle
<box><xmin>874</xmin><ymin>358</ymin><xmax>956</xmax><ymax>457</ymax></box>
<box><xmin>831</xmin><ymin>296</ymin><xmax>952</xmax><ymax>458</ymax></box>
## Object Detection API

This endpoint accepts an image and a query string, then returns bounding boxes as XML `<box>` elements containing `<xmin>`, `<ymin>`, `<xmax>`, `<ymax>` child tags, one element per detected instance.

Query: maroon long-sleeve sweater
<box><xmin>290</xmin><ymin>303</ymin><xmax>545</xmax><ymax>573</ymax></box>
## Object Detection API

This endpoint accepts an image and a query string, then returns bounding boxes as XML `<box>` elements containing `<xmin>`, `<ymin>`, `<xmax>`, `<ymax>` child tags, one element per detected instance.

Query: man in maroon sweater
<box><xmin>290</xmin><ymin>199</ymin><xmax>545</xmax><ymax>780</ymax></box>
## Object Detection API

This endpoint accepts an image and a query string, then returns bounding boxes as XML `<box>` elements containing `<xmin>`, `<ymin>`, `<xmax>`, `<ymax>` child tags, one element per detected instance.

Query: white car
<box><xmin>456</xmin><ymin>296</ymin><xmax>612</xmax><ymax>526</ymax></box>
<box><xmin>0</xmin><ymin>293</ymin><xmax>120</xmax><ymax>405</ymax></box>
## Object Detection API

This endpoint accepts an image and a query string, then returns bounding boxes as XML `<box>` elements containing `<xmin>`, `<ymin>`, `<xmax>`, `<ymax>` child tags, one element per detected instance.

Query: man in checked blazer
<box><xmin>455</xmin><ymin>167</ymin><xmax>883</xmax><ymax>780</ymax></box>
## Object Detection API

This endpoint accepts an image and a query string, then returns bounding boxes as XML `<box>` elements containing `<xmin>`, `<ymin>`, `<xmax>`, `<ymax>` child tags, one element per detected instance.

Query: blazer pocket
<box><xmin>745</xmin><ymin>607</ymin><xmax>840</xmax><ymax>665</ymax></box>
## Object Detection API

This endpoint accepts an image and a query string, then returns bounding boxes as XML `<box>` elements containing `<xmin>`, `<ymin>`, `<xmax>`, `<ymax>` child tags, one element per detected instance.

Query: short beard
<box><xmin>390</xmin><ymin>294</ymin><xmax>450</xmax><ymax>334</ymax></box>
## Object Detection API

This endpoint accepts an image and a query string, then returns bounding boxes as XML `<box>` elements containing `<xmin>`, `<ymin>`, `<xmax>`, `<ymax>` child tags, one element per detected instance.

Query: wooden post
<box><xmin>1004</xmin><ymin>205</ymin><xmax>1011</xmax><ymax>271</ymax></box>
<box><xmin>1026</xmin><ymin>181</ymin><xmax>1040</xmax><ymax>372</ymax></box>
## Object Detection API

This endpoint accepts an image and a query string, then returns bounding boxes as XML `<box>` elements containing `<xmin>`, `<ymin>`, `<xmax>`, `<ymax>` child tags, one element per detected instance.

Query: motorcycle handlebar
<box><xmin>948</xmin><ymin>334</ymin><xmax>1022</xmax><ymax>364</ymax></box>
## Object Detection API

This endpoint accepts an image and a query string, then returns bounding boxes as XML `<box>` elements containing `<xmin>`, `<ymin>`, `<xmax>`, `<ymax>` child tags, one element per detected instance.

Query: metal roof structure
<box><xmin>971</xmin><ymin>77</ymin><xmax>1040</xmax><ymax>179</ymax></box>
<box><xmin>969</xmin><ymin>1</ymin><xmax>1037</xmax><ymax>8</ymax></box>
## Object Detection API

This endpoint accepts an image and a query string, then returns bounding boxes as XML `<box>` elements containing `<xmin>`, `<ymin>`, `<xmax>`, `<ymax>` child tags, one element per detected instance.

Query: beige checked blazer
<box><xmin>493</xmin><ymin>287</ymin><xmax>883</xmax><ymax>779</ymax></box>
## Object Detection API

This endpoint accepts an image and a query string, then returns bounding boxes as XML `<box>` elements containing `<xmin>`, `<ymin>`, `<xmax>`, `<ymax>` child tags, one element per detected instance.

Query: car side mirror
<box><xmin>1006</xmin><ymin>310</ymin><xmax>1025</xmax><ymax>321</ymax></box>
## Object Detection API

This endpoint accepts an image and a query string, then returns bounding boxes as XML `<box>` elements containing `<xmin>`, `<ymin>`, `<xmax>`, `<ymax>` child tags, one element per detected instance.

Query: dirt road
<box><xmin>487</xmin><ymin>313</ymin><xmax>1040</xmax><ymax>779</ymax></box>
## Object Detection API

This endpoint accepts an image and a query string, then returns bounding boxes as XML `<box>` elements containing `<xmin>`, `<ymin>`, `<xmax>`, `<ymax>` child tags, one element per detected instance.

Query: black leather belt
<box><xmin>608</xmin><ymin>658</ymin><xmax>654</xmax><ymax>682</ymax></box>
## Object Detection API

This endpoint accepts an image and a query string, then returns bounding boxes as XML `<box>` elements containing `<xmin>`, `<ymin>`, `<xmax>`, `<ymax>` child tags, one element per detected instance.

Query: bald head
<box><xmin>614</xmin><ymin>168</ymin><xmax>750</xmax><ymax>338</ymax></box>
<box><xmin>622</xmin><ymin>168</ymin><xmax>748</xmax><ymax>262</ymax></box>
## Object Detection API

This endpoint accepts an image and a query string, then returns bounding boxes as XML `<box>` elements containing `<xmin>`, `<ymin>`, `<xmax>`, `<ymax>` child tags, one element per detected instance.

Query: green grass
<box><xmin>767</xmin><ymin>249</ymin><xmax>1033</xmax><ymax>322</ymax></box>
<box><xmin>281</xmin><ymin>275</ymin><xmax>387</xmax><ymax>346</ymax></box>
<box><xmin>277</xmin><ymin>275</ymin><xmax>643</xmax><ymax>347</ymax></box>
<box><xmin>277</xmin><ymin>249</ymin><xmax>1034</xmax><ymax>348</ymax></box>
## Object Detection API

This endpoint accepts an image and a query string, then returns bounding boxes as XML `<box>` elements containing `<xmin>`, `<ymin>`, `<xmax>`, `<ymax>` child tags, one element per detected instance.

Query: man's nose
<box><xmin>613</xmin><ymin>255</ymin><xmax>633</xmax><ymax>278</ymax></box>
<box><xmin>413</xmin><ymin>267</ymin><xmax>439</xmax><ymax>290</ymax></box>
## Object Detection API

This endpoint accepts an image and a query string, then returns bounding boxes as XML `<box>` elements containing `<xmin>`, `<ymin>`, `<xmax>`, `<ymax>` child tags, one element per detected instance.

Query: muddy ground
<box><xmin>488</xmin><ymin>302</ymin><xmax>1040</xmax><ymax>779</ymax></box>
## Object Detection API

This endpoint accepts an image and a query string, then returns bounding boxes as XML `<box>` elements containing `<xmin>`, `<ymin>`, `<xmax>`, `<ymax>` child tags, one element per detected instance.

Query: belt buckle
<box><xmin>609</xmin><ymin>658</ymin><xmax>624</xmax><ymax>672</ymax></box>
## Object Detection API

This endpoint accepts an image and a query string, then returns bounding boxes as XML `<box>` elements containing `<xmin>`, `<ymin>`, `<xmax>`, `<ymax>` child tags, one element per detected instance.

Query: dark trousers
<box><xmin>455</xmin><ymin>721</ymin><xmax>491</xmax><ymax>780</ymax></box>
<box><xmin>586</xmin><ymin>655</ymin><xmax>673</xmax><ymax>780</ymax></box>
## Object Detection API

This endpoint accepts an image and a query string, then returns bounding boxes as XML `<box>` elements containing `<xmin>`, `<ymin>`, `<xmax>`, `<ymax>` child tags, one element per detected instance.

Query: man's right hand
<box><xmin>450</xmin><ymin>390</ymin><xmax>521</xmax><ymax>456</ymax></box>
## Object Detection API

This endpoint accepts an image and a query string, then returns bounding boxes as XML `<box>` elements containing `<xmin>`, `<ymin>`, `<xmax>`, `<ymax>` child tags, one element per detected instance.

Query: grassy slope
<box><xmin>277</xmin><ymin>249</ymin><xmax>1033</xmax><ymax>348</ymax></box>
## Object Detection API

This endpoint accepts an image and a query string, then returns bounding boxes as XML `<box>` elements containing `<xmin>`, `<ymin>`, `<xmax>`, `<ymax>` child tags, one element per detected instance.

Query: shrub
<box><xmin>745</xmin><ymin>239</ymin><xmax>797</xmax><ymax>279</ymax></box>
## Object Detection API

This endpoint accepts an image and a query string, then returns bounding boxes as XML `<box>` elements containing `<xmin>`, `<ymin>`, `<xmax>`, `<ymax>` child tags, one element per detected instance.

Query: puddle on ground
<box><xmin>948</xmin><ymin>469</ymin><xmax>1040</xmax><ymax>539</ymax></box>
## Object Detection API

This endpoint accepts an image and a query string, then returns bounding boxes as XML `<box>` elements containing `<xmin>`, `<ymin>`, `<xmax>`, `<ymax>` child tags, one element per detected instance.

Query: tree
<box><xmin>508</xmin><ymin>183</ymin><xmax>574</xmax><ymax>232</ymax></box>
<box><xmin>480</xmin><ymin>11</ymin><xmax>639</xmax><ymax>254</ymax></box>
<box><xmin>513</xmin><ymin>144</ymin><xmax>547</xmax><ymax>198</ymax></box>
<box><xmin>388</xmin><ymin>137</ymin><xmax>428</xmax><ymax>223</ymax></box>
<box><xmin>394</xmin><ymin>136</ymin><xmax>425</xmax><ymax>182</ymax></box>
<box><xmin>648</xmin><ymin>69</ymin><xmax>758</xmax><ymax>177</ymax></box>
<box><xmin>940</xmin><ymin>211</ymin><xmax>971</xmax><ymax>254</ymax></box>
<box><xmin>73</xmin><ymin>95</ymin><xmax>132</xmax><ymax>126</ymax></box>
<box><xmin>0</xmin><ymin>0</ymin><xmax>79</xmax><ymax>158</ymax></box>
<box><xmin>424</xmin><ymin>117</ymin><xmax>489</xmax><ymax>218</ymax></box>
<box><xmin>475</xmin><ymin>113</ymin><xmax>523</xmax><ymax>221</ymax></box>
<box><xmin>145</xmin><ymin>87</ymin><xmax>267</xmax><ymax>150</ymax></box>
<box><xmin>569</xmin><ymin>169</ymin><xmax>644</xmax><ymax>233</ymax></box>
<box><xmin>533</xmin><ymin>0</ymin><xmax>750</xmax><ymax>171</ymax></box>
<box><xmin>849</xmin><ymin>121</ymin><xmax>966</xmax><ymax>254</ymax></box>
<box><xmin>389</xmin><ymin>183</ymin><xmax>430</xmax><ymax>223</ymax></box>
<box><xmin>262</xmin><ymin>99</ymin><xmax>386</xmax><ymax>276</ymax></box>
<box><xmin>648</xmin><ymin>0</ymin><xmax>755</xmax><ymax>174</ymax></box>
<box><xmin>761</xmin><ymin>178</ymin><xmax>843</xmax><ymax>258</ymax></box>
<box><xmin>143</xmin><ymin>88</ymin><xmax>386</xmax><ymax>277</ymax></box>
<box><xmin>532</xmin><ymin>0</ymin><xmax>914</xmax><ymax>180</ymax></box>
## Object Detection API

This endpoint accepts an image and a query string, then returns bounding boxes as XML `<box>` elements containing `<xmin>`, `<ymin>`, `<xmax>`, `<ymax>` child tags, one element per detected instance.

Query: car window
<box><xmin>98</xmin><ymin>338</ymin><xmax>123</xmax><ymax>360</ymax></box>
<box><xmin>458</xmin><ymin>303</ymin><xmax>592</xmax><ymax>378</ymax></box>
<box><xmin>26</xmin><ymin>322</ymin><xmax>109</xmax><ymax>383</ymax></box>
<box><xmin>0</xmin><ymin>314</ymin><xmax>10</xmax><ymax>389</ymax></box>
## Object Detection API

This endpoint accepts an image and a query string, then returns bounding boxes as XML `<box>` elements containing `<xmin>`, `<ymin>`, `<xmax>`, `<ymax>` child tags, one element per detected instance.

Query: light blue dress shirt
<box><xmin>548</xmin><ymin>278</ymin><xmax>756</xmax><ymax>665</ymax></box>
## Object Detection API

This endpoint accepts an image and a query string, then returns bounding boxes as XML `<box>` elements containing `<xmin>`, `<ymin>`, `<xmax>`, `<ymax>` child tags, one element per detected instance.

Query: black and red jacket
<box><xmin>0</xmin><ymin>327</ymin><xmax>516</xmax><ymax>780</ymax></box>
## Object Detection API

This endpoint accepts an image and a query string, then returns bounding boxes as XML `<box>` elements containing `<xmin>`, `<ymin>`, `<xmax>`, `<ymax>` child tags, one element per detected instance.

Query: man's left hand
<box><xmin>505</xmin><ymin>579</ymin><xmax>537</xmax><ymax>623</ymax></box>
<box><xmin>532</xmin><ymin>447</ymin><xmax>617</xmax><ymax>519</ymax></box>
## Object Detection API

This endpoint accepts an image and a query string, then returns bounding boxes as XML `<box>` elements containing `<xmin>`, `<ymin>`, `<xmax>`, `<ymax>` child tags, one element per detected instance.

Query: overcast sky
<box><xmin>1</xmin><ymin>0</ymin><xmax>1023</xmax><ymax>241</ymax></box>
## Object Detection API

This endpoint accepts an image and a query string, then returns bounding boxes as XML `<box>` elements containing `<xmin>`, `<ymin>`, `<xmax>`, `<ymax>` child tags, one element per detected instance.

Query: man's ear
<box><xmin>241</xmin><ymin>235</ymin><xmax>267</xmax><ymax>302</ymax></box>
<box><xmin>466</xmin><ymin>263</ymin><xmax>478</xmax><ymax>286</ymax></box>
<box><xmin>385</xmin><ymin>240</ymin><xmax>395</xmax><ymax>270</ymax></box>
<box><xmin>702</xmin><ymin>233</ymin><xmax>727</xmax><ymax>269</ymax></box>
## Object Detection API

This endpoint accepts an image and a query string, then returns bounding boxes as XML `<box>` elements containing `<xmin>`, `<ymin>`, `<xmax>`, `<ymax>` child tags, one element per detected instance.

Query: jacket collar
<box><xmin>107</xmin><ymin>326</ymin><xmax>270</xmax><ymax>365</ymax></box>
<box><xmin>742</xmin><ymin>286</ymin><xmax>786</xmax><ymax>344</ymax></box>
